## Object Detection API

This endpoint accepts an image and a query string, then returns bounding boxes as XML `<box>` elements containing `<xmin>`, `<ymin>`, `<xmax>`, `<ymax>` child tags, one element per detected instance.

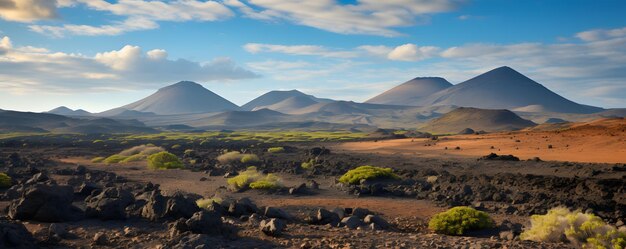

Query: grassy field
<box><xmin>0</xmin><ymin>130</ymin><xmax>370</xmax><ymax>143</ymax></box>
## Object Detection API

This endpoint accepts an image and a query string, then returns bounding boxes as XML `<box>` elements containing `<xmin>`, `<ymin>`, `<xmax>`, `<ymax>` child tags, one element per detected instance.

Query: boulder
<box><xmin>310</xmin><ymin>208</ymin><xmax>339</xmax><ymax>225</ymax></box>
<box><xmin>260</xmin><ymin>218</ymin><xmax>286</xmax><ymax>237</ymax></box>
<box><xmin>0</xmin><ymin>219</ymin><xmax>37</xmax><ymax>248</ymax></box>
<box><xmin>142</xmin><ymin>191</ymin><xmax>200</xmax><ymax>221</ymax></box>
<box><xmin>341</xmin><ymin>216</ymin><xmax>363</xmax><ymax>229</ymax></box>
<box><xmin>85</xmin><ymin>187</ymin><xmax>134</xmax><ymax>220</ymax></box>
<box><xmin>185</xmin><ymin>211</ymin><xmax>223</xmax><ymax>235</ymax></box>
<box><xmin>363</xmin><ymin>215</ymin><xmax>389</xmax><ymax>229</ymax></box>
<box><xmin>351</xmin><ymin>207</ymin><xmax>369</xmax><ymax>219</ymax></box>
<box><xmin>264</xmin><ymin>207</ymin><xmax>291</xmax><ymax>220</ymax></box>
<box><xmin>8</xmin><ymin>184</ymin><xmax>76</xmax><ymax>222</ymax></box>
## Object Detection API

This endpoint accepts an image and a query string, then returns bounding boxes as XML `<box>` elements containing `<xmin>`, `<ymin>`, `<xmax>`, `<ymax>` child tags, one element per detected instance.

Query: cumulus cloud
<box><xmin>387</xmin><ymin>43</ymin><xmax>439</xmax><ymax>61</ymax></box>
<box><xmin>0</xmin><ymin>36</ymin><xmax>258</xmax><ymax>93</ymax></box>
<box><xmin>0</xmin><ymin>0</ymin><xmax>58</xmax><ymax>22</ymax></box>
<box><xmin>27</xmin><ymin>0</ymin><xmax>234</xmax><ymax>37</ymax></box>
<box><xmin>230</xmin><ymin>0</ymin><xmax>462</xmax><ymax>36</ymax></box>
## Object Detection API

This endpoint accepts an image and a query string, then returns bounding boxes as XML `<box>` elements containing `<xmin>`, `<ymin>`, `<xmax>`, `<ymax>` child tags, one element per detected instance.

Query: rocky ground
<box><xmin>0</xmin><ymin>136</ymin><xmax>624</xmax><ymax>248</ymax></box>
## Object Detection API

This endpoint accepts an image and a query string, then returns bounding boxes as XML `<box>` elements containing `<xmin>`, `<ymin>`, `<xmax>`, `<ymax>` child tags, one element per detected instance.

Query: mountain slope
<box><xmin>252</xmin><ymin>95</ymin><xmax>318</xmax><ymax>113</ymax></box>
<box><xmin>241</xmin><ymin>90</ymin><xmax>333</xmax><ymax>111</ymax></box>
<box><xmin>419</xmin><ymin>107</ymin><xmax>536</xmax><ymax>133</ymax></box>
<box><xmin>417</xmin><ymin>67</ymin><xmax>602</xmax><ymax>114</ymax></box>
<box><xmin>366</xmin><ymin>77</ymin><xmax>452</xmax><ymax>105</ymax></box>
<box><xmin>48</xmin><ymin>106</ymin><xmax>91</xmax><ymax>116</ymax></box>
<box><xmin>0</xmin><ymin>110</ymin><xmax>155</xmax><ymax>134</ymax></box>
<box><xmin>108</xmin><ymin>81</ymin><xmax>240</xmax><ymax>115</ymax></box>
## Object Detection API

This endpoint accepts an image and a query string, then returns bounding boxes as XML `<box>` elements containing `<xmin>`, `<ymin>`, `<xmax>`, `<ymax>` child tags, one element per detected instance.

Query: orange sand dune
<box><xmin>337</xmin><ymin>118</ymin><xmax>626</xmax><ymax>164</ymax></box>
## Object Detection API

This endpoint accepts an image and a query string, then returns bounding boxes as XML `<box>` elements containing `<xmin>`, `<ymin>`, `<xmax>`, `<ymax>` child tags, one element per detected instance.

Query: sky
<box><xmin>0</xmin><ymin>0</ymin><xmax>625</xmax><ymax>112</ymax></box>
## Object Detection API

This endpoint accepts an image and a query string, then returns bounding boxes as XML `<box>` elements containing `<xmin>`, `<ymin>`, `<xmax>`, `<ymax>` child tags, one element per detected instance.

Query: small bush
<box><xmin>428</xmin><ymin>206</ymin><xmax>494</xmax><ymax>235</ymax></box>
<box><xmin>301</xmin><ymin>159</ymin><xmax>315</xmax><ymax>169</ymax></box>
<box><xmin>118</xmin><ymin>144</ymin><xmax>164</xmax><ymax>156</ymax></box>
<box><xmin>196</xmin><ymin>197</ymin><xmax>223</xmax><ymax>209</ymax></box>
<box><xmin>103</xmin><ymin>154</ymin><xmax>128</xmax><ymax>164</ymax></box>
<box><xmin>184</xmin><ymin>149</ymin><xmax>195</xmax><ymax>156</ymax></box>
<box><xmin>217</xmin><ymin>151</ymin><xmax>242</xmax><ymax>164</ymax></box>
<box><xmin>147</xmin><ymin>152</ymin><xmax>183</xmax><ymax>170</ymax></box>
<box><xmin>92</xmin><ymin>140</ymin><xmax>104</xmax><ymax>144</ymax></box>
<box><xmin>338</xmin><ymin>165</ymin><xmax>400</xmax><ymax>184</ymax></box>
<box><xmin>0</xmin><ymin>173</ymin><xmax>12</xmax><ymax>188</ymax></box>
<box><xmin>240</xmin><ymin>154</ymin><xmax>260</xmax><ymax>164</ymax></box>
<box><xmin>120</xmin><ymin>154</ymin><xmax>146</xmax><ymax>163</ymax></box>
<box><xmin>227</xmin><ymin>167</ymin><xmax>281</xmax><ymax>191</ymax></box>
<box><xmin>171</xmin><ymin>144</ymin><xmax>181</xmax><ymax>149</ymax></box>
<box><xmin>521</xmin><ymin>207</ymin><xmax>626</xmax><ymax>249</ymax></box>
<box><xmin>267</xmin><ymin>147</ymin><xmax>285</xmax><ymax>153</ymax></box>
<box><xmin>91</xmin><ymin>157</ymin><xmax>105</xmax><ymax>163</ymax></box>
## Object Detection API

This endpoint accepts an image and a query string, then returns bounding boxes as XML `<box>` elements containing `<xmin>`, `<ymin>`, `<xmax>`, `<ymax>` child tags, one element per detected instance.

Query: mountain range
<box><xmin>3</xmin><ymin>66</ymin><xmax>621</xmax><ymax>134</ymax></box>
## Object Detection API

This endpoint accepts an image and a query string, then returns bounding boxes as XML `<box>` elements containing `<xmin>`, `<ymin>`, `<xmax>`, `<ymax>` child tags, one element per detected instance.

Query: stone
<box><xmin>352</xmin><ymin>208</ymin><xmax>369</xmax><ymax>219</ymax></box>
<box><xmin>264</xmin><ymin>207</ymin><xmax>291</xmax><ymax>220</ymax></box>
<box><xmin>363</xmin><ymin>215</ymin><xmax>389</xmax><ymax>229</ymax></box>
<box><xmin>8</xmin><ymin>184</ymin><xmax>76</xmax><ymax>222</ymax></box>
<box><xmin>85</xmin><ymin>187</ymin><xmax>134</xmax><ymax>220</ymax></box>
<box><xmin>93</xmin><ymin>232</ymin><xmax>108</xmax><ymax>245</ymax></box>
<box><xmin>312</xmin><ymin>208</ymin><xmax>340</xmax><ymax>225</ymax></box>
<box><xmin>341</xmin><ymin>216</ymin><xmax>363</xmax><ymax>229</ymax></box>
<box><xmin>260</xmin><ymin>218</ymin><xmax>286</xmax><ymax>237</ymax></box>
<box><xmin>0</xmin><ymin>219</ymin><xmax>37</xmax><ymax>248</ymax></box>
<box><xmin>185</xmin><ymin>211</ymin><xmax>223</xmax><ymax>235</ymax></box>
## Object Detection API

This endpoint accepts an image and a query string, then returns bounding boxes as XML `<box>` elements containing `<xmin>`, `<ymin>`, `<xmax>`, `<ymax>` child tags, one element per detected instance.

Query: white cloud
<box><xmin>27</xmin><ymin>0</ymin><xmax>234</xmax><ymax>37</ymax></box>
<box><xmin>244</xmin><ymin>42</ymin><xmax>440</xmax><ymax>61</ymax></box>
<box><xmin>387</xmin><ymin>43</ymin><xmax>439</xmax><ymax>61</ymax></box>
<box><xmin>0</xmin><ymin>0</ymin><xmax>58</xmax><ymax>22</ymax></box>
<box><xmin>233</xmin><ymin>0</ymin><xmax>462</xmax><ymax>36</ymax></box>
<box><xmin>244</xmin><ymin>43</ymin><xmax>359</xmax><ymax>58</ymax></box>
<box><xmin>576</xmin><ymin>27</ymin><xmax>626</xmax><ymax>42</ymax></box>
<box><xmin>0</xmin><ymin>36</ymin><xmax>258</xmax><ymax>93</ymax></box>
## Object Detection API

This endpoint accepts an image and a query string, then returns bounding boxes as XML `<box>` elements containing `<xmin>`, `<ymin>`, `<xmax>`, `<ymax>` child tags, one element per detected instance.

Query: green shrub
<box><xmin>91</xmin><ymin>157</ymin><xmax>105</xmax><ymax>163</ymax></box>
<box><xmin>184</xmin><ymin>149</ymin><xmax>195</xmax><ymax>156</ymax></box>
<box><xmin>0</xmin><ymin>173</ymin><xmax>12</xmax><ymax>188</ymax></box>
<box><xmin>120</xmin><ymin>154</ymin><xmax>146</xmax><ymax>163</ymax></box>
<box><xmin>267</xmin><ymin>147</ymin><xmax>285</xmax><ymax>153</ymax></box>
<box><xmin>301</xmin><ymin>159</ymin><xmax>315</xmax><ymax>169</ymax></box>
<box><xmin>227</xmin><ymin>167</ymin><xmax>281</xmax><ymax>191</ymax></box>
<box><xmin>217</xmin><ymin>151</ymin><xmax>242</xmax><ymax>164</ymax></box>
<box><xmin>428</xmin><ymin>206</ymin><xmax>494</xmax><ymax>235</ymax></box>
<box><xmin>171</xmin><ymin>144</ymin><xmax>181</xmax><ymax>149</ymax></box>
<box><xmin>196</xmin><ymin>197</ymin><xmax>223</xmax><ymax>209</ymax></box>
<box><xmin>118</xmin><ymin>144</ymin><xmax>164</xmax><ymax>156</ymax></box>
<box><xmin>240</xmin><ymin>154</ymin><xmax>260</xmax><ymax>164</ymax></box>
<box><xmin>103</xmin><ymin>154</ymin><xmax>128</xmax><ymax>164</ymax></box>
<box><xmin>338</xmin><ymin>165</ymin><xmax>400</xmax><ymax>184</ymax></box>
<box><xmin>147</xmin><ymin>152</ymin><xmax>183</xmax><ymax>170</ymax></box>
<box><xmin>521</xmin><ymin>207</ymin><xmax>626</xmax><ymax>249</ymax></box>
<box><xmin>93</xmin><ymin>140</ymin><xmax>104</xmax><ymax>144</ymax></box>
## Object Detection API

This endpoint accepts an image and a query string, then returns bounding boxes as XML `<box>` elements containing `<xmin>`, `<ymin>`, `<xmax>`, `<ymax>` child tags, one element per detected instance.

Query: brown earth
<box><xmin>336</xmin><ymin>118</ymin><xmax>626</xmax><ymax>164</ymax></box>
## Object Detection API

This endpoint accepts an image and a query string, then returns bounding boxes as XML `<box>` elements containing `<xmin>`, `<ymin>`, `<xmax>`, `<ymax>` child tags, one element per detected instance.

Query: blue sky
<box><xmin>0</xmin><ymin>0</ymin><xmax>625</xmax><ymax>112</ymax></box>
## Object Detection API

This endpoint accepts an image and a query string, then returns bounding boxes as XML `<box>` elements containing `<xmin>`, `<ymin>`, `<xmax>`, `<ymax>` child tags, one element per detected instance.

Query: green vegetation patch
<box><xmin>147</xmin><ymin>152</ymin><xmax>183</xmax><ymax>170</ymax></box>
<box><xmin>267</xmin><ymin>147</ymin><xmax>285</xmax><ymax>153</ymax></box>
<box><xmin>103</xmin><ymin>154</ymin><xmax>128</xmax><ymax>164</ymax></box>
<box><xmin>196</xmin><ymin>197</ymin><xmax>223</xmax><ymax>209</ymax></box>
<box><xmin>0</xmin><ymin>173</ymin><xmax>12</xmax><ymax>188</ymax></box>
<box><xmin>338</xmin><ymin>165</ymin><xmax>400</xmax><ymax>185</ymax></box>
<box><xmin>428</xmin><ymin>206</ymin><xmax>494</xmax><ymax>235</ymax></box>
<box><xmin>521</xmin><ymin>207</ymin><xmax>626</xmax><ymax>249</ymax></box>
<box><xmin>91</xmin><ymin>157</ymin><xmax>105</xmax><ymax>163</ymax></box>
<box><xmin>217</xmin><ymin>151</ymin><xmax>260</xmax><ymax>164</ymax></box>
<box><xmin>227</xmin><ymin>167</ymin><xmax>281</xmax><ymax>191</ymax></box>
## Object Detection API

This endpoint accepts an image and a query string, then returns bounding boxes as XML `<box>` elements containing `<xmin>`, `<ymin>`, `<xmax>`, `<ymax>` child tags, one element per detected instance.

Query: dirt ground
<box><xmin>335</xmin><ymin>118</ymin><xmax>626</xmax><ymax>164</ymax></box>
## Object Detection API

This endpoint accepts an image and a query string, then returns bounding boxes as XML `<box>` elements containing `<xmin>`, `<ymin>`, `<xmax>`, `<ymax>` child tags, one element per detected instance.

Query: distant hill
<box><xmin>0</xmin><ymin>110</ymin><xmax>156</xmax><ymax>134</ymax></box>
<box><xmin>252</xmin><ymin>95</ymin><xmax>318</xmax><ymax>114</ymax></box>
<box><xmin>366</xmin><ymin>77</ymin><xmax>452</xmax><ymax>106</ymax></box>
<box><xmin>419</xmin><ymin>107</ymin><xmax>536</xmax><ymax>134</ymax></box>
<box><xmin>48</xmin><ymin>106</ymin><xmax>91</xmax><ymax>116</ymax></box>
<box><xmin>198</xmin><ymin>109</ymin><xmax>290</xmax><ymax>127</ymax></box>
<box><xmin>241</xmin><ymin>90</ymin><xmax>333</xmax><ymax>111</ymax></box>
<box><xmin>104</xmin><ymin>81</ymin><xmax>240</xmax><ymax>115</ymax></box>
<box><xmin>415</xmin><ymin>67</ymin><xmax>602</xmax><ymax>114</ymax></box>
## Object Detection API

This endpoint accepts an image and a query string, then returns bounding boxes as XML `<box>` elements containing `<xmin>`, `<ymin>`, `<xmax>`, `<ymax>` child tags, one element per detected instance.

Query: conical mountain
<box><xmin>419</xmin><ymin>107</ymin><xmax>536</xmax><ymax>133</ymax></box>
<box><xmin>418</xmin><ymin>66</ymin><xmax>602</xmax><ymax>114</ymax></box>
<box><xmin>366</xmin><ymin>77</ymin><xmax>452</xmax><ymax>105</ymax></box>
<box><xmin>242</xmin><ymin>90</ymin><xmax>333</xmax><ymax>111</ymax></box>
<box><xmin>109</xmin><ymin>81</ymin><xmax>240</xmax><ymax>115</ymax></box>
<box><xmin>48</xmin><ymin>106</ymin><xmax>91</xmax><ymax>116</ymax></box>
